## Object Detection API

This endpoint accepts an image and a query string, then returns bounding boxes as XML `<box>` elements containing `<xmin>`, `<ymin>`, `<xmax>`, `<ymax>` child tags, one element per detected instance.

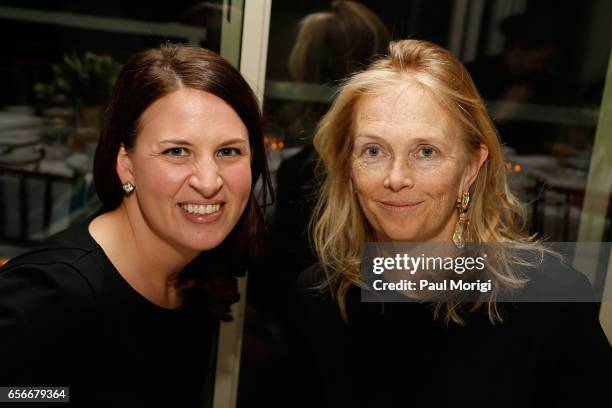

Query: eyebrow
<box><xmin>355</xmin><ymin>134</ymin><xmax>447</xmax><ymax>146</ymax></box>
<box><xmin>159</xmin><ymin>138</ymin><xmax>194</xmax><ymax>146</ymax></box>
<box><xmin>218</xmin><ymin>138</ymin><xmax>249</xmax><ymax>147</ymax></box>
<box><xmin>158</xmin><ymin>137</ymin><xmax>248</xmax><ymax>147</ymax></box>
<box><xmin>354</xmin><ymin>134</ymin><xmax>386</xmax><ymax>143</ymax></box>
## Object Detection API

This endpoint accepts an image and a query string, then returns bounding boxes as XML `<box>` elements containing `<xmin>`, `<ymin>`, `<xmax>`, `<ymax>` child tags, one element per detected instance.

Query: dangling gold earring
<box><xmin>452</xmin><ymin>191</ymin><xmax>470</xmax><ymax>249</ymax></box>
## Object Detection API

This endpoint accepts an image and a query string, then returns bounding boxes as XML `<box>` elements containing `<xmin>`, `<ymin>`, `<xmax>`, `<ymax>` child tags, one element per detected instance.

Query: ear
<box><xmin>116</xmin><ymin>144</ymin><xmax>134</xmax><ymax>185</ymax></box>
<box><xmin>460</xmin><ymin>143</ymin><xmax>489</xmax><ymax>193</ymax></box>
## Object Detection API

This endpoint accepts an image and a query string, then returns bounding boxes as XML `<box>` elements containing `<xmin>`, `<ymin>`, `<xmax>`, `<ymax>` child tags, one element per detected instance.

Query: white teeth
<box><xmin>180</xmin><ymin>203</ymin><xmax>221</xmax><ymax>215</ymax></box>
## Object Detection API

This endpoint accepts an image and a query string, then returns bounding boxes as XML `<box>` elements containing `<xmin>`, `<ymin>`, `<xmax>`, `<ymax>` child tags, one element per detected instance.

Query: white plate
<box><xmin>0</xmin><ymin>147</ymin><xmax>43</xmax><ymax>166</ymax></box>
<box><xmin>0</xmin><ymin>129</ymin><xmax>41</xmax><ymax>147</ymax></box>
<box><xmin>0</xmin><ymin>112</ymin><xmax>44</xmax><ymax>131</ymax></box>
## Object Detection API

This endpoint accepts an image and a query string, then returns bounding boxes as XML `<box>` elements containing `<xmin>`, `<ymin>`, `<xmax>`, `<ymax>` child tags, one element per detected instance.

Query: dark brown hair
<box><xmin>94</xmin><ymin>43</ymin><xmax>273</xmax><ymax>320</ymax></box>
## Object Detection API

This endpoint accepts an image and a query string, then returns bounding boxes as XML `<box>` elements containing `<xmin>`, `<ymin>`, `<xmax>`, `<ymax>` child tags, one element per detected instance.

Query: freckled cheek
<box><xmin>349</xmin><ymin>165</ymin><xmax>385</xmax><ymax>234</ymax></box>
<box><xmin>350</xmin><ymin>161</ymin><xmax>386</xmax><ymax>198</ymax></box>
<box><xmin>417</xmin><ymin>165</ymin><xmax>463</xmax><ymax>211</ymax></box>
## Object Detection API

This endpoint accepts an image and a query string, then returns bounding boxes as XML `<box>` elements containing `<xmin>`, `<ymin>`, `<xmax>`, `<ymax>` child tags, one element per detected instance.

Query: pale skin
<box><xmin>350</xmin><ymin>82</ymin><xmax>489</xmax><ymax>244</ymax></box>
<box><xmin>89</xmin><ymin>89</ymin><xmax>252</xmax><ymax>309</ymax></box>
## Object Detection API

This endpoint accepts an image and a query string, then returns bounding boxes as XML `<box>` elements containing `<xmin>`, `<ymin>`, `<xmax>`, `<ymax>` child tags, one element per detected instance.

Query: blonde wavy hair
<box><xmin>311</xmin><ymin>39</ymin><xmax>549</xmax><ymax>324</ymax></box>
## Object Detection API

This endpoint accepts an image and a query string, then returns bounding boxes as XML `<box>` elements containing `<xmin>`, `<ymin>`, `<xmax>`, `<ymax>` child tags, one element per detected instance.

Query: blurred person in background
<box><xmin>239</xmin><ymin>2</ymin><xmax>389</xmax><ymax>406</ymax></box>
<box><xmin>467</xmin><ymin>12</ymin><xmax>569</xmax><ymax>155</ymax></box>
<box><xmin>260</xmin><ymin>0</ymin><xmax>390</xmax><ymax>310</ymax></box>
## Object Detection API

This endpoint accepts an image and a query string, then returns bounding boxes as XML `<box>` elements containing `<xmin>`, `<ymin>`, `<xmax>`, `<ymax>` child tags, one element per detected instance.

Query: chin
<box><xmin>194</xmin><ymin>242</ymin><xmax>223</xmax><ymax>251</ymax></box>
<box><xmin>179</xmin><ymin>233</ymin><xmax>228</xmax><ymax>253</ymax></box>
<box><xmin>378</xmin><ymin>233</ymin><xmax>413</xmax><ymax>242</ymax></box>
<box><xmin>376</xmin><ymin>226</ymin><xmax>418</xmax><ymax>242</ymax></box>
<box><xmin>387</xmin><ymin>236</ymin><xmax>418</xmax><ymax>243</ymax></box>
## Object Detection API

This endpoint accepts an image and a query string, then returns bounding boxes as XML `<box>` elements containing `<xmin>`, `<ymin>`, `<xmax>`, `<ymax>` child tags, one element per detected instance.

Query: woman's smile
<box><xmin>178</xmin><ymin>201</ymin><xmax>225</xmax><ymax>223</ymax></box>
<box><xmin>377</xmin><ymin>200</ymin><xmax>424</xmax><ymax>212</ymax></box>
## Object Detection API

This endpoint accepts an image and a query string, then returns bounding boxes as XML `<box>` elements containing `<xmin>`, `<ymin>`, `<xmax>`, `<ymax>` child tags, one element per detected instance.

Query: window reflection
<box><xmin>0</xmin><ymin>0</ymin><xmax>222</xmax><ymax>251</ymax></box>
<box><xmin>239</xmin><ymin>1</ymin><xmax>612</xmax><ymax>407</ymax></box>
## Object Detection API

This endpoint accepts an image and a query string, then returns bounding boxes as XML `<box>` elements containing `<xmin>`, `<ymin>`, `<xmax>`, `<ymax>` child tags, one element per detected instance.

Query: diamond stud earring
<box><xmin>122</xmin><ymin>182</ymin><xmax>135</xmax><ymax>194</ymax></box>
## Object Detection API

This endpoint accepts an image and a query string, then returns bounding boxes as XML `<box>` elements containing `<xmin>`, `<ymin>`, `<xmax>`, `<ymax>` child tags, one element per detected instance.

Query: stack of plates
<box><xmin>0</xmin><ymin>111</ymin><xmax>45</xmax><ymax>167</ymax></box>
<box><xmin>0</xmin><ymin>111</ymin><xmax>44</xmax><ymax>131</ymax></box>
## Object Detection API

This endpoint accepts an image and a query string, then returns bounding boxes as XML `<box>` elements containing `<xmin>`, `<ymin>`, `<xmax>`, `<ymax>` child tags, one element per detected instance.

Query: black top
<box><xmin>292</xmin><ymin>260</ymin><xmax>612</xmax><ymax>408</ymax></box>
<box><xmin>0</xmin><ymin>222</ymin><xmax>216</xmax><ymax>407</ymax></box>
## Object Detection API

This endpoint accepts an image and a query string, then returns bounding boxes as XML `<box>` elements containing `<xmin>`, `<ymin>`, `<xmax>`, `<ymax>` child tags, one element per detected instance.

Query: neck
<box><xmin>90</xmin><ymin>202</ymin><xmax>199</xmax><ymax>308</ymax></box>
<box><xmin>121</xmin><ymin>202</ymin><xmax>198</xmax><ymax>275</ymax></box>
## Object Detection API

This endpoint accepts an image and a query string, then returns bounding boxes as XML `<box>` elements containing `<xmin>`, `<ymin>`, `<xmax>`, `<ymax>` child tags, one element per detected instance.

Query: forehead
<box><xmin>138</xmin><ymin>88</ymin><xmax>247</xmax><ymax>139</ymax></box>
<box><xmin>353</xmin><ymin>82</ymin><xmax>457</xmax><ymax>140</ymax></box>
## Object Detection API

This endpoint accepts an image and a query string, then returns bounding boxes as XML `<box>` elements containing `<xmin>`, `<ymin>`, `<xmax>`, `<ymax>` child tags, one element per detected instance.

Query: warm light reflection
<box><xmin>506</xmin><ymin>161</ymin><xmax>522</xmax><ymax>173</ymax></box>
<box><xmin>264</xmin><ymin>135</ymin><xmax>285</xmax><ymax>150</ymax></box>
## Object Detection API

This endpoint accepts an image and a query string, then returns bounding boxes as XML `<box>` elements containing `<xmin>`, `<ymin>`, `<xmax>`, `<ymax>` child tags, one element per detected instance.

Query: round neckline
<box><xmin>84</xmin><ymin>219</ymin><xmax>187</xmax><ymax>313</ymax></box>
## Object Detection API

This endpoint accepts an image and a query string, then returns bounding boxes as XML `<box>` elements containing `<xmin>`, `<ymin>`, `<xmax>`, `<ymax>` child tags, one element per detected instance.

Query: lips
<box><xmin>377</xmin><ymin>200</ymin><xmax>423</xmax><ymax>212</ymax></box>
<box><xmin>178</xmin><ymin>201</ymin><xmax>225</xmax><ymax>215</ymax></box>
<box><xmin>180</xmin><ymin>203</ymin><xmax>220</xmax><ymax>215</ymax></box>
<box><xmin>177</xmin><ymin>201</ymin><xmax>225</xmax><ymax>224</ymax></box>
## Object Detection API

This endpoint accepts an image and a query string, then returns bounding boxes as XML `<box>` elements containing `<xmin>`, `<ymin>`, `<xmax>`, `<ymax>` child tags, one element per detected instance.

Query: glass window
<box><xmin>238</xmin><ymin>1</ymin><xmax>612</xmax><ymax>406</ymax></box>
<box><xmin>0</xmin><ymin>0</ymin><xmax>225</xmax><ymax>256</ymax></box>
<box><xmin>0</xmin><ymin>4</ymin><xmax>243</xmax><ymax>404</ymax></box>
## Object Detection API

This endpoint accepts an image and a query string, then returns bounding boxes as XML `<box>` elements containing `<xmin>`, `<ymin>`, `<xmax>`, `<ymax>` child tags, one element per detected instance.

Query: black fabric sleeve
<box><xmin>0</xmin><ymin>261</ymin><xmax>97</xmax><ymax>386</ymax></box>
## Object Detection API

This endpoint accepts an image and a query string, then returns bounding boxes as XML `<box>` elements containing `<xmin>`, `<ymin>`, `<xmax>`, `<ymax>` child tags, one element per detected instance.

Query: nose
<box><xmin>384</xmin><ymin>158</ymin><xmax>414</xmax><ymax>191</ymax></box>
<box><xmin>189</xmin><ymin>159</ymin><xmax>223</xmax><ymax>198</ymax></box>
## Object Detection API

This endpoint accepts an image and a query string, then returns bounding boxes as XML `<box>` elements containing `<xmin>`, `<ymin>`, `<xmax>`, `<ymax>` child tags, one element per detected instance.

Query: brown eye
<box><xmin>163</xmin><ymin>147</ymin><xmax>189</xmax><ymax>157</ymax></box>
<box><xmin>217</xmin><ymin>147</ymin><xmax>241</xmax><ymax>157</ymax></box>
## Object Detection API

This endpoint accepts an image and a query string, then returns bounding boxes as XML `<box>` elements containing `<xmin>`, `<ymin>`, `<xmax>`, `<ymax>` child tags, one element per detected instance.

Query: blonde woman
<box><xmin>292</xmin><ymin>40</ymin><xmax>611</xmax><ymax>407</ymax></box>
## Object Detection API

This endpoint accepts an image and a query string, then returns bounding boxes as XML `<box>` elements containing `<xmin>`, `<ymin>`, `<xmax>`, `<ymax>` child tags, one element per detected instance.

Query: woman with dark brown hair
<box><xmin>0</xmin><ymin>43</ymin><xmax>272</xmax><ymax>407</ymax></box>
